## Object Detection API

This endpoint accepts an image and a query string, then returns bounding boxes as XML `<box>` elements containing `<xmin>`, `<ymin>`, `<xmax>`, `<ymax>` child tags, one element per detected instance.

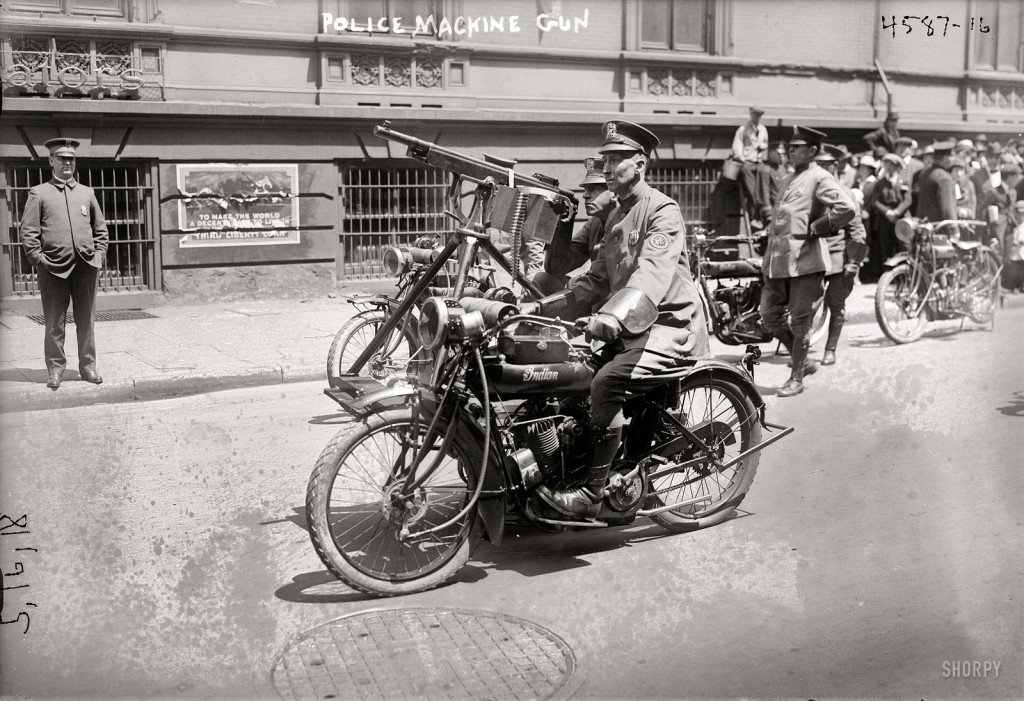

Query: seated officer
<box><xmin>523</xmin><ymin>120</ymin><xmax>710</xmax><ymax>517</ymax></box>
<box><xmin>532</xmin><ymin>156</ymin><xmax>616</xmax><ymax>295</ymax></box>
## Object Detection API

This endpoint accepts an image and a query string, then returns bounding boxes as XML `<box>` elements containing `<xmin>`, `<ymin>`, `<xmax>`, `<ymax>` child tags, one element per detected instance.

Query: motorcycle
<box><xmin>874</xmin><ymin>218</ymin><xmax>1002</xmax><ymax>344</ymax></box>
<box><xmin>688</xmin><ymin>227</ymin><xmax>829</xmax><ymax>349</ymax></box>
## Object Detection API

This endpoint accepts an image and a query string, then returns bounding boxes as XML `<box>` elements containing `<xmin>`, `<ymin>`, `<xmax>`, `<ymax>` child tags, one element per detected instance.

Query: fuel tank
<box><xmin>484</xmin><ymin>360</ymin><xmax>594</xmax><ymax>396</ymax></box>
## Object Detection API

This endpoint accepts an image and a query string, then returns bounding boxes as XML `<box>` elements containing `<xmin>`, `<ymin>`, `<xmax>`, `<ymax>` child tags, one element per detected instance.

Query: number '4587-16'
<box><xmin>881</xmin><ymin>15</ymin><xmax>990</xmax><ymax>38</ymax></box>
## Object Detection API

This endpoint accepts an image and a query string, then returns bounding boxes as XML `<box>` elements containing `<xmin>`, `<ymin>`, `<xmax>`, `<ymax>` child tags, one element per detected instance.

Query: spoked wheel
<box><xmin>875</xmin><ymin>265</ymin><xmax>929</xmax><ymax>344</ymax></box>
<box><xmin>966</xmin><ymin>248</ymin><xmax>1002</xmax><ymax>324</ymax></box>
<box><xmin>306</xmin><ymin>409</ymin><xmax>484</xmax><ymax>597</ymax></box>
<box><xmin>326</xmin><ymin>310</ymin><xmax>421</xmax><ymax>385</ymax></box>
<box><xmin>646</xmin><ymin>376</ymin><xmax>762</xmax><ymax>533</ymax></box>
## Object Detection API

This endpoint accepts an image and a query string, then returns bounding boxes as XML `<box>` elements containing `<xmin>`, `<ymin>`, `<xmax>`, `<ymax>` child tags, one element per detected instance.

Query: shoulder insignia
<box><xmin>649</xmin><ymin>233</ymin><xmax>670</xmax><ymax>250</ymax></box>
<box><xmin>81</xmin><ymin>205</ymin><xmax>89</xmax><ymax>217</ymax></box>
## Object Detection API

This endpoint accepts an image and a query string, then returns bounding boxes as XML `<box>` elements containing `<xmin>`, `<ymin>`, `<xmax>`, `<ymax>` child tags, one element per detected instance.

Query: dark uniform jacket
<box><xmin>545</xmin><ymin>211</ymin><xmax>609</xmax><ymax>277</ymax></box>
<box><xmin>568</xmin><ymin>180</ymin><xmax>709</xmax><ymax>358</ymax></box>
<box><xmin>916</xmin><ymin>165</ymin><xmax>958</xmax><ymax>226</ymax></box>
<box><xmin>763</xmin><ymin>162</ymin><xmax>856</xmax><ymax>278</ymax></box>
<box><xmin>21</xmin><ymin>178</ymin><xmax>107</xmax><ymax>279</ymax></box>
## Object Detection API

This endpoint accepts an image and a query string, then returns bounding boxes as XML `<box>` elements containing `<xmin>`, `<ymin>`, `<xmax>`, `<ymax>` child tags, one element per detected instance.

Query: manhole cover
<box><xmin>269</xmin><ymin>607</ymin><xmax>577</xmax><ymax>701</ymax></box>
<box><xmin>27</xmin><ymin>309</ymin><xmax>157</xmax><ymax>325</ymax></box>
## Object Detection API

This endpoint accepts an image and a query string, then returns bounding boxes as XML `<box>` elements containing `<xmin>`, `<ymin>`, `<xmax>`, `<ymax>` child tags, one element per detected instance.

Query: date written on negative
<box><xmin>882</xmin><ymin>15</ymin><xmax>990</xmax><ymax>37</ymax></box>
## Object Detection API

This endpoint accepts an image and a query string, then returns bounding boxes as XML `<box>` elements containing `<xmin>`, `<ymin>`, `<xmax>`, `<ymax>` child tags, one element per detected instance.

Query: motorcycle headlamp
<box><xmin>382</xmin><ymin>246</ymin><xmax>411</xmax><ymax>277</ymax></box>
<box><xmin>418</xmin><ymin>297</ymin><xmax>487</xmax><ymax>351</ymax></box>
<box><xmin>894</xmin><ymin>218</ymin><xmax>916</xmax><ymax>245</ymax></box>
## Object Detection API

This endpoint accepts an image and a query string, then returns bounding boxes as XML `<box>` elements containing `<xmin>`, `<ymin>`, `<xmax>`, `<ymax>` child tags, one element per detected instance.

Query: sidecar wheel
<box><xmin>875</xmin><ymin>265</ymin><xmax>928</xmax><ymax>344</ymax></box>
<box><xmin>646</xmin><ymin>376</ymin><xmax>762</xmax><ymax>532</ymax></box>
<box><xmin>326</xmin><ymin>311</ymin><xmax>421</xmax><ymax>385</ymax></box>
<box><xmin>306</xmin><ymin>410</ymin><xmax>483</xmax><ymax>597</ymax></box>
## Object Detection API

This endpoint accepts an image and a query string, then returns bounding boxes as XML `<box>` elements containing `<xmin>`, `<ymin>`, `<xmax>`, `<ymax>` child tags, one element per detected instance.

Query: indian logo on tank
<box><xmin>522</xmin><ymin>366</ymin><xmax>559</xmax><ymax>382</ymax></box>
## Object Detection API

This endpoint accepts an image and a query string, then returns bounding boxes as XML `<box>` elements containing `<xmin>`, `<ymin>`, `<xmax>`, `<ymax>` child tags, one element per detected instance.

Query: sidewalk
<box><xmin>0</xmin><ymin>280</ymin><xmax>1014</xmax><ymax>413</ymax></box>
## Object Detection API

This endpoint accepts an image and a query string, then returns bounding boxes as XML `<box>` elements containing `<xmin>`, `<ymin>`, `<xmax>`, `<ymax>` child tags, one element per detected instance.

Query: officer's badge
<box><xmin>628</xmin><ymin>229</ymin><xmax>640</xmax><ymax>245</ymax></box>
<box><xmin>649</xmin><ymin>233</ymin><xmax>670</xmax><ymax>249</ymax></box>
<box><xmin>80</xmin><ymin>205</ymin><xmax>88</xmax><ymax>217</ymax></box>
<box><xmin>606</xmin><ymin>122</ymin><xmax>617</xmax><ymax>139</ymax></box>
<box><xmin>584</xmin><ymin>157</ymin><xmax>596</xmax><ymax>171</ymax></box>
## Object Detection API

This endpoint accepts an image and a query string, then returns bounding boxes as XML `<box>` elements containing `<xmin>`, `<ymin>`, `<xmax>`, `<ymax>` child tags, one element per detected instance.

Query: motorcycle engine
<box><xmin>509</xmin><ymin>397</ymin><xmax>592</xmax><ymax>489</ymax></box>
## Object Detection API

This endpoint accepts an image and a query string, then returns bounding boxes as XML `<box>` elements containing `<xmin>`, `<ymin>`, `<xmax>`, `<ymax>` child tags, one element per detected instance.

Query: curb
<box><xmin>0</xmin><ymin>366</ymin><xmax>325</xmax><ymax>413</ymax></box>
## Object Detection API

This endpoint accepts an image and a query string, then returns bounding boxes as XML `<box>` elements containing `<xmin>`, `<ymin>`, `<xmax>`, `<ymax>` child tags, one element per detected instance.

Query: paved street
<box><xmin>1</xmin><ymin>297</ymin><xmax>1022</xmax><ymax>699</ymax></box>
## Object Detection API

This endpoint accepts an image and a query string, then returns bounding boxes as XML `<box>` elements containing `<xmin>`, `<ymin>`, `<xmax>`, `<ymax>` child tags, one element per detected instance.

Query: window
<box><xmin>5</xmin><ymin>0</ymin><xmax>128</xmax><ymax>18</ymax></box>
<box><xmin>330</xmin><ymin>0</ymin><xmax>437</xmax><ymax>33</ymax></box>
<box><xmin>973</xmin><ymin>0</ymin><xmax>1023</xmax><ymax>71</ymax></box>
<box><xmin>640</xmin><ymin>0</ymin><xmax>715</xmax><ymax>53</ymax></box>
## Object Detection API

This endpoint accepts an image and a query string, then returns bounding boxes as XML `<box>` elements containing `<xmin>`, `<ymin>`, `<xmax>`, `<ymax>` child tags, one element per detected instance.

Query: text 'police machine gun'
<box><xmin>341</xmin><ymin>121</ymin><xmax>579</xmax><ymax>380</ymax></box>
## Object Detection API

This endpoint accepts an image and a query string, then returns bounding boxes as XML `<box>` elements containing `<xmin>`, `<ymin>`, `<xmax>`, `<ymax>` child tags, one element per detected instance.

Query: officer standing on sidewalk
<box><xmin>19</xmin><ymin>138</ymin><xmax>108</xmax><ymax>390</ymax></box>
<box><xmin>817</xmin><ymin>146</ymin><xmax>868</xmax><ymax>366</ymax></box>
<box><xmin>761</xmin><ymin>126</ymin><xmax>855</xmax><ymax>397</ymax></box>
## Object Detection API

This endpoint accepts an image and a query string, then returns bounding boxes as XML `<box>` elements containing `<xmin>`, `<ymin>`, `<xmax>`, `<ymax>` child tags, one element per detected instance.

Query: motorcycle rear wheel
<box><xmin>966</xmin><ymin>248</ymin><xmax>1001</xmax><ymax>324</ymax></box>
<box><xmin>647</xmin><ymin>376</ymin><xmax>762</xmax><ymax>532</ymax></box>
<box><xmin>326</xmin><ymin>310</ymin><xmax>421</xmax><ymax>385</ymax></box>
<box><xmin>875</xmin><ymin>265</ymin><xmax>928</xmax><ymax>344</ymax></box>
<box><xmin>306</xmin><ymin>409</ymin><xmax>484</xmax><ymax>597</ymax></box>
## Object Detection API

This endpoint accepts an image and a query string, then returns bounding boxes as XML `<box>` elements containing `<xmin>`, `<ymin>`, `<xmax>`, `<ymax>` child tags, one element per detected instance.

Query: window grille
<box><xmin>339</xmin><ymin>164</ymin><xmax>454</xmax><ymax>279</ymax></box>
<box><xmin>4</xmin><ymin>163</ymin><xmax>157</xmax><ymax>296</ymax></box>
<box><xmin>648</xmin><ymin>162</ymin><xmax>720</xmax><ymax>230</ymax></box>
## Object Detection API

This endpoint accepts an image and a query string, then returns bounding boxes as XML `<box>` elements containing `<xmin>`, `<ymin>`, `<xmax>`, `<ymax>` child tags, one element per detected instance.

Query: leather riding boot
<box><xmin>537</xmin><ymin>426</ymin><xmax>622</xmax><ymax>517</ymax></box>
<box><xmin>823</xmin><ymin>317</ymin><xmax>843</xmax><ymax>365</ymax></box>
<box><xmin>778</xmin><ymin>338</ymin><xmax>813</xmax><ymax>397</ymax></box>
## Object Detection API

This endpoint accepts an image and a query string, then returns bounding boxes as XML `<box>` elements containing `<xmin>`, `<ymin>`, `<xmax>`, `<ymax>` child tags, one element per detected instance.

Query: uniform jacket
<box><xmin>731</xmin><ymin>121</ymin><xmax>768</xmax><ymax>163</ymax></box>
<box><xmin>545</xmin><ymin>212</ymin><xmax>609</xmax><ymax>277</ymax></box>
<box><xmin>568</xmin><ymin>180</ymin><xmax>709</xmax><ymax>358</ymax></box>
<box><xmin>763</xmin><ymin>162</ymin><xmax>856</xmax><ymax>278</ymax></box>
<box><xmin>916</xmin><ymin>164</ymin><xmax>958</xmax><ymax>225</ymax></box>
<box><xmin>21</xmin><ymin>178</ymin><xmax>107</xmax><ymax>279</ymax></box>
<box><xmin>826</xmin><ymin>184</ymin><xmax>869</xmax><ymax>272</ymax></box>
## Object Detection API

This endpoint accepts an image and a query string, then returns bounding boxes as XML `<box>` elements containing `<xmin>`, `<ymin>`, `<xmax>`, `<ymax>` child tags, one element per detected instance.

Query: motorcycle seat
<box><xmin>951</xmin><ymin>239</ymin><xmax>982</xmax><ymax>251</ymax></box>
<box><xmin>702</xmin><ymin>259</ymin><xmax>762</xmax><ymax>278</ymax></box>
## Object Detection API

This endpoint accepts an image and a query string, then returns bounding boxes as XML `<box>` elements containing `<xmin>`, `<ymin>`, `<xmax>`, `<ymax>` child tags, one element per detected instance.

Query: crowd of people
<box><xmin>734</xmin><ymin>110</ymin><xmax>1024</xmax><ymax>291</ymax></box>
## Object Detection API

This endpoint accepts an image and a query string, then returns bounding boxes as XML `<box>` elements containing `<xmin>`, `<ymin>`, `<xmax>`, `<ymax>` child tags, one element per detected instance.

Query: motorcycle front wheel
<box><xmin>306</xmin><ymin>409</ymin><xmax>484</xmax><ymax>597</ymax></box>
<box><xmin>966</xmin><ymin>247</ymin><xmax>1002</xmax><ymax>324</ymax></box>
<box><xmin>326</xmin><ymin>310</ymin><xmax>420</xmax><ymax>385</ymax></box>
<box><xmin>646</xmin><ymin>375</ymin><xmax>762</xmax><ymax>532</ymax></box>
<box><xmin>875</xmin><ymin>265</ymin><xmax>928</xmax><ymax>344</ymax></box>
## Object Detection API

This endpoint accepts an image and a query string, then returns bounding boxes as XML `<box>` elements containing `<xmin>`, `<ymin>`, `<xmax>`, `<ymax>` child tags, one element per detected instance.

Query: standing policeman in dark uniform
<box><xmin>762</xmin><ymin>126</ymin><xmax>855</xmax><ymax>397</ymax></box>
<box><xmin>523</xmin><ymin>121</ymin><xmax>710</xmax><ymax>516</ymax></box>
<box><xmin>20</xmin><ymin>138</ymin><xmax>108</xmax><ymax>390</ymax></box>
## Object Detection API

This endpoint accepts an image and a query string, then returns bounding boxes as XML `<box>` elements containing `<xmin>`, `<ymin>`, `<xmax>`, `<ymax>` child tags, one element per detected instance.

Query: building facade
<box><xmin>2</xmin><ymin>0</ymin><xmax>1022</xmax><ymax>310</ymax></box>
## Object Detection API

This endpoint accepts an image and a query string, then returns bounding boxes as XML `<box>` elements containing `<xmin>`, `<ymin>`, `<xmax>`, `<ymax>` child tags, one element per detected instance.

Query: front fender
<box><xmin>882</xmin><ymin>252</ymin><xmax>910</xmax><ymax>269</ymax></box>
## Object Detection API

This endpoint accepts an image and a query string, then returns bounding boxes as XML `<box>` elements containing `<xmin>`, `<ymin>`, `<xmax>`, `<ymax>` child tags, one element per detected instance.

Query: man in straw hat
<box><xmin>524</xmin><ymin>120</ymin><xmax>709</xmax><ymax>516</ymax></box>
<box><xmin>20</xmin><ymin>137</ymin><xmax>108</xmax><ymax>390</ymax></box>
<box><xmin>762</xmin><ymin>126</ymin><xmax>855</xmax><ymax>397</ymax></box>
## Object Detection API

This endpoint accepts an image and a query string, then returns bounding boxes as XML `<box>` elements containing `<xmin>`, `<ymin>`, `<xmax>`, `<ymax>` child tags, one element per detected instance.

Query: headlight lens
<box><xmin>382</xmin><ymin>246</ymin><xmax>410</xmax><ymax>277</ymax></box>
<box><xmin>419</xmin><ymin>297</ymin><xmax>453</xmax><ymax>351</ymax></box>
<box><xmin>894</xmin><ymin>218</ymin><xmax>916</xmax><ymax>245</ymax></box>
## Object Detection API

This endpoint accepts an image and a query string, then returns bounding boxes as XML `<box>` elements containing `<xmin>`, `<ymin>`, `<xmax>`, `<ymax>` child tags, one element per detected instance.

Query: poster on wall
<box><xmin>176</xmin><ymin>163</ymin><xmax>301</xmax><ymax>247</ymax></box>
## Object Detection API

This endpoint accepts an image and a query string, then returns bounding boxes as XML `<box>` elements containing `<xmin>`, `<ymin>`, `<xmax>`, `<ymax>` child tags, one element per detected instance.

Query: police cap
<box><xmin>44</xmin><ymin>137</ymin><xmax>80</xmax><ymax>158</ymax></box>
<box><xmin>599</xmin><ymin>121</ymin><xmax>660</xmax><ymax>157</ymax></box>
<box><xmin>579</xmin><ymin>156</ymin><xmax>606</xmax><ymax>187</ymax></box>
<box><xmin>931</xmin><ymin>139</ymin><xmax>957</xmax><ymax>155</ymax></box>
<box><xmin>815</xmin><ymin>150</ymin><xmax>836</xmax><ymax>164</ymax></box>
<box><xmin>825</xmin><ymin>143</ymin><xmax>852</xmax><ymax>161</ymax></box>
<box><xmin>788</xmin><ymin>126</ymin><xmax>828</xmax><ymax>147</ymax></box>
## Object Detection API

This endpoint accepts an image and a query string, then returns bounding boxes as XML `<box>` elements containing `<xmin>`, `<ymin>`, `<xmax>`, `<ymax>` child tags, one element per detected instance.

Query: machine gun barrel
<box><xmin>373</xmin><ymin>122</ymin><xmax>577</xmax><ymax>200</ymax></box>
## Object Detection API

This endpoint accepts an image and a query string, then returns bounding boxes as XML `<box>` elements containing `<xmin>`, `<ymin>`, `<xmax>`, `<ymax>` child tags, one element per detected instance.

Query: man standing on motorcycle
<box><xmin>762</xmin><ymin>126</ymin><xmax>856</xmax><ymax>397</ymax></box>
<box><xmin>817</xmin><ymin>146</ymin><xmax>869</xmax><ymax>366</ymax></box>
<box><xmin>523</xmin><ymin>120</ymin><xmax>710</xmax><ymax>517</ymax></box>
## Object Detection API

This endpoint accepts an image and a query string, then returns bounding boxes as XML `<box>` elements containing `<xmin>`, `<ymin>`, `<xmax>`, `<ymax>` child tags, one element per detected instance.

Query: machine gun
<box><xmin>373</xmin><ymin>121</ymin><xmax>578</xmax><ymax>244</ymax></box>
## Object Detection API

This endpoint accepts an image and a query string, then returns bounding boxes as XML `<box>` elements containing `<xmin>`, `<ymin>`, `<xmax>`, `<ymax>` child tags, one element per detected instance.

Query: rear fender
<box><xmin>676</xmin><ymin>359</ymin><xmax>766</xmax><ymax>423</ymax></box>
